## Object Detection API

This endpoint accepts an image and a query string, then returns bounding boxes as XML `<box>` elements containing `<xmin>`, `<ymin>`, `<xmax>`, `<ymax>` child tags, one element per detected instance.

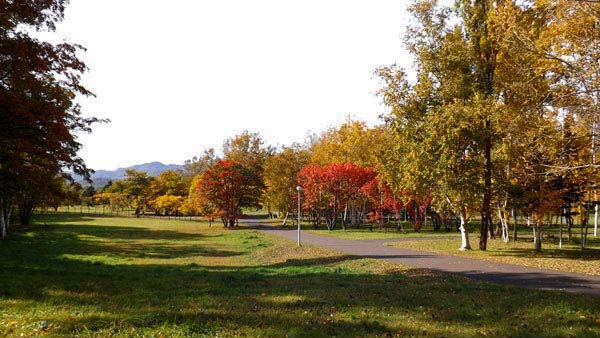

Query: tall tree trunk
<box><xmin>593</xmin><ymin>113</ymin><xmax>598</xmax><ymax>238</ymax></box>
<box><xmin>567</xmin><ymin>214</ymin><xmax>573</xmax><ymax>241</ymax></box>
<box><xmin>594</xmin><ymin>204</ymin><xmax>598</xmax><ymax>238</ymax></box>
<box><xmin>581</xmin><ymin>205</ymin><xmax>589</xmax><ymax>252</ymax></box>
<box><xmin>497</xmin><ymin>207</ymin><xmax>509</xmax><ymax>243</ymax></box>
<box><xmin>479</xmin><ymin>210</ymin><xmax>490</xmax><ymax>251</ymax></box>
<box><xmin>397</xmin><ymin>212</ymin><xmax>405</xmax><ymax>233</ymax></box>
<box><xmin>379</xmin><ymin>193</ymin><xmax>384</xmax><ymax>230</ymax></box>
<box><xmin>559</xmin><ymin>218</ymin><xmax>563</xmax><ymax>248</ymax></box>
<box><xmin>331</xmin><ymin>197</ymin><xmax>338</xmax><ymax>230</ymax></box>
<box><xmin>342</xmin><ymin>204</ymin><xmax>347</xmax><ymax>230</ymax></box>
<box><xmin>19</xmin><ymin>206</ymin><xmax>32</xmax><ymax>226</ymax></box>
<box><xmin>459</xmin><ymin>210</ymin><xmax>471</xmax><ymax>250</ymax></box>
<box><xmin>282</xmin><ymin>212</ymin><xmax>289</xmax><ymax>226</ymax></box>
<box><xmin>18</xmin><ymin>200</ymin><xmax>34</xmax><ymax>226</ymax></box>
<box><xmin>472</xmin><ymin>0</ymin><xmax>496</xmax><ymax>251</ymax></box>
<box><xmin>511</xmin><ymin>209</ymin><xmax>518</xmax><ymax>242</ymax></box>
<box><xmin>0</xmin><ymin>215</ymin><xmax>5</xmax><ymax>239</ymax></box>
<box><xmin>533</xmin><ymin>223</ymin><xmax>542</xmax><ymax>252</ymax></box>
<box><xmin>478</xmin><ymin>101</ymin><xmax>493</xmax><ymax>250</ymax></box>
<box><xmin>566</xmin><ymin>204</ymin><xmax>573</xmax><ymax>241</ymax></box>
<box><xmin>0</xmin><ymin>200</ymin><xmax>12</xmax><ymax>239</ymax></box>
<box><xmin>0</xmin><ymin>198</ymin><xmax>6</xmax><ymax>239</ymax></box>
<box><xmin>431</xmin><ymin>211</ymin><xmax>441</xmax><ymax>231</ymax></box>
<box><xmin>413</xmin><ymin>203</ymin><xmax>421</xmax><ymax>232</ymax></box>
<box><xmin>4</xmin><ymin>209</ymin><xmax>10</xmax><ymax>236</ymax></box>
<box><xmin>488</xmin><ymin>215</ymin><xmax>495</xmax><ymax>240</ymax></box>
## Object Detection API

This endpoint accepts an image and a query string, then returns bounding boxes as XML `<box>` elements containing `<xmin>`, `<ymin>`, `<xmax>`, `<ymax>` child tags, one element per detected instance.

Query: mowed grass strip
<box><xmin>0</xmin><ymin>214</ymin><xmax>598</xmax><ymax>337</ymax></box>
<box><xmin>388</xmin><ymin>235</ymin><xmax>600</xmax><ymax>276</ymax></box>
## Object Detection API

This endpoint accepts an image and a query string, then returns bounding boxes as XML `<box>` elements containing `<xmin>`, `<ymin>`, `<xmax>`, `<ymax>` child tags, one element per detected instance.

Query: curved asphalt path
<box><xmin>246</xmin><ymin>220</ymin><xmax>600</xmax><ymax>296</ymax></box>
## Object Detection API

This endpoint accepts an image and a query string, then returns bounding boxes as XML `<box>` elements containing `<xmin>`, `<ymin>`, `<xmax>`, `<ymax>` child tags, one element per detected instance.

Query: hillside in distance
<box><xmin>78</xmin><ymin>162</ymin><xmax>183</xmax><ymax>188</ymax></box>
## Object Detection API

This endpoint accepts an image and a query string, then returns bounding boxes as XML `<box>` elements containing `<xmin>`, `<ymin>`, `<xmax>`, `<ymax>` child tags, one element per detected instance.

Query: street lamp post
<box><xmin>296</xmin><ymin>186</ymin><xmax>302</xmax><ymax>246</ymax></box>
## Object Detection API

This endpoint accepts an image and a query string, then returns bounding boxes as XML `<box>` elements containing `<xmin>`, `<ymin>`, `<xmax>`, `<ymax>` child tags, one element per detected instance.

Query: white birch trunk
<box><xmin>1</xmin><ymin>203</ymin><xmax>10</xmax><ymax>239</ymax></box>
<box><xmin>497</xmin><ymin>207</ymin><xmax>509</xmax><ymax>243</ymax></box>
<box><xmin>559</xmin><ymin>222</ymin><xmax>563</xmax><ymax>249</ymax></box>
<box><xmin>458</xmin><ymin>211</ymin><xmax>471</xmax><ymax>250</ymax></box>
<box><xmin>397</xmin><ymin>207</ymin><xmax>405</xmax><ymax>233</ymax></box>
<box><xmin>282</xmin><ymin>212</ymin><xmax>289</xmax><ymax>226</ymax></box>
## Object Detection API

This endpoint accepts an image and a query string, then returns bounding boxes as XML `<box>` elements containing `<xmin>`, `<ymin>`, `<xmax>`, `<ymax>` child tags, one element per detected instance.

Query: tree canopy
<box><xmin>0</xmin><ymin>0</ymin><xmax>103</xmax><ymax>236</ymax></box>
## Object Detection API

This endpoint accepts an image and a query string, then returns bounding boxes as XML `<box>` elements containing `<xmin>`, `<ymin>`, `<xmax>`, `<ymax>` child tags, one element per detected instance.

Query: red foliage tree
<box><xmin>297</xmin><ymin>162</ymin><xmax>437</xmax><ymax>232</ymax></box>
<box><xmin>298</xmin><ymin>163</ymin><xmax>376</xmax><ymax>230</ymax></box>
<box><xmin>361</xmin><ymin>177</ymin><xmax>403</xmax><ymax>229</ymax></box>
<box><xmin>196</xmin><ymin>160</ymin><xmax>251</xmax><ymax>227</ymax></box>
<box><xmin>362</xmin><ymin>178</ymin><xmax>434</xmax><ymax>232</ymax></box>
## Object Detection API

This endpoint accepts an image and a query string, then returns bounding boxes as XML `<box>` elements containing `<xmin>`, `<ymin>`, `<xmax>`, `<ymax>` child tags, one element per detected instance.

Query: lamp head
<box><xmin>296</xmin><ymin>186</ymin><xmax>303</xmax><ymax>192</ymax></box>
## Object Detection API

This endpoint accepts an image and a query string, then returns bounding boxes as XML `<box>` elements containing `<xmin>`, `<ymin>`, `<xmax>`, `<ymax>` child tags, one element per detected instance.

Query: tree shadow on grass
<box><xmin>3</xmin><ymin>224</ymin><xmax>242</xmax><ymax>262</ymax></box>
<box><xmin>4</xmin><ymin>255</ymin><xmax>599</xmax><ymax>337</ymax></box>
<box><xmin>31</xmin><ymin>212</ymin><xmax>98</xmax><ymax>224</ymax></box>
<box><xmin>262</xmin><ymin>255</ymin><xmax>436</xmax><ymax>269</ymax></box>
<box><xmin>471</xmin><ymin>235</ymin><xmax>600</xmax><ymax>261</ymax></box>
<box><xmin>486</xmin><ymin>246</ymin><xmax>600</xmax><ymax>261</ymax></box>
<box><xmin>1</xmin><ymin>224</ymin><xmax>600</xmax><ymax>337</ymax></box>
<box><xmin>402</xmin><ymin>234</ymin><xmax>600</xmax><ymax>262</ymax></box>
<box><xmin>32</xmin><ymin>223</ymin><xmax>209</xmax><ymax>241</ymax></box>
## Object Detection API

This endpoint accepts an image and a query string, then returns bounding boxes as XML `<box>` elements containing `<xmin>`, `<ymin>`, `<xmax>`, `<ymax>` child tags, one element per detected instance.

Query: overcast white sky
<box><xmin>50</xmin><ymin>0</ymin><xmax>413</xmax><ymax>170</ymax></box>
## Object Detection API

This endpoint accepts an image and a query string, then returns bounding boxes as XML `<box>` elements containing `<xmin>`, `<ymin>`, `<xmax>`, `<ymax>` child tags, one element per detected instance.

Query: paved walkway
<box><xmin>251</xmin><ymin>223</ymin><xmax>600</xmax><ymax>296</ymax></box>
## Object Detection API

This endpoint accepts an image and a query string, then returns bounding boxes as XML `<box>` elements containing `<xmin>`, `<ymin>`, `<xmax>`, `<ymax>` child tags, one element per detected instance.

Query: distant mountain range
<box><xmin>77</xmin><ymin>162</ymin><xmax>183</xmax><ymax>188</ymax></box>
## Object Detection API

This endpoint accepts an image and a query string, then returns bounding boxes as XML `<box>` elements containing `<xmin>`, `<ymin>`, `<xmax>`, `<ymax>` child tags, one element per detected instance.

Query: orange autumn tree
<box><xmin>196</xmin><ymin>160</ymin><xmax>252</xmax><ymax>227</ymax></box>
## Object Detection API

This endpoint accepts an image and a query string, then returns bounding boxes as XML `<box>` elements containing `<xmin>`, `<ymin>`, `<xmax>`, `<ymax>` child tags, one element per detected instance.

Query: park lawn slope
<box><xmin>388</xmin><ymin>236</ymin><xmax>600</xmax><ymax>276</ymax></box>
<box><xmin>0</xmin><ymin>214</ymin><xmax>597</xmax><ymax>337</ymax></box>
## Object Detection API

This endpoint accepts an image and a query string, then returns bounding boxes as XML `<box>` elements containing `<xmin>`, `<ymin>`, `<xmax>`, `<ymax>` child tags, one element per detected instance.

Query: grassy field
<box><xmin>389</xmin><ymin>235</ymin><xmax>600</xmax><ymax>276</ymax></box>
<box><xmin>290</xmin><ymin>220</ymin><xmax>598</xmax><ymax>241</ymax></box>
<box><xmin>305</xmin><ymin>227</ymin><xmax>461</xmax><ymax>240</ymax></box>
<box><xmin>1</xmin><ymin>214</ymin><xmax>599</xmax><ymax>337</ymax></box>
<box><xmin>266</xmin><ymin>217</ymin><xmax>543</xmax><ymax>241</ymax></box>
<box><xmin>268</xmin><ymin>218</ymin><xmax>465</xmax><ymax>240</ymax></box>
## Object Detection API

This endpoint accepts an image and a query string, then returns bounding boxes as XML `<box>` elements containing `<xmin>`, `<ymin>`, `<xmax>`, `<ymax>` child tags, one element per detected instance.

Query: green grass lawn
<box><xmin>298</xmin><ymin>221</ymin><xmax>598</xmax><ymax>241</ymax></box>
<box><xmin>305</xmin><ymin>227</ymin><xmax>461</xmax><ymax>240</ymax></box>
<box><xmin>266</xmin><ymin>217</ymin><xmax>544</xmax><ymax>241</ymax></box>
<box><xmin>1</xmin><ymin>214</ymin><xmax>599</xmax><ymax>337</ymax></box>
<box><xmin>266</xmin><ymin>219</ymin><xmax>464</xmax><ymax>240</ymax></box>
<box><xmin>389</xmin><ymin>234</ymin><xmax>600</xmax><ymax>276</ymax></box>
